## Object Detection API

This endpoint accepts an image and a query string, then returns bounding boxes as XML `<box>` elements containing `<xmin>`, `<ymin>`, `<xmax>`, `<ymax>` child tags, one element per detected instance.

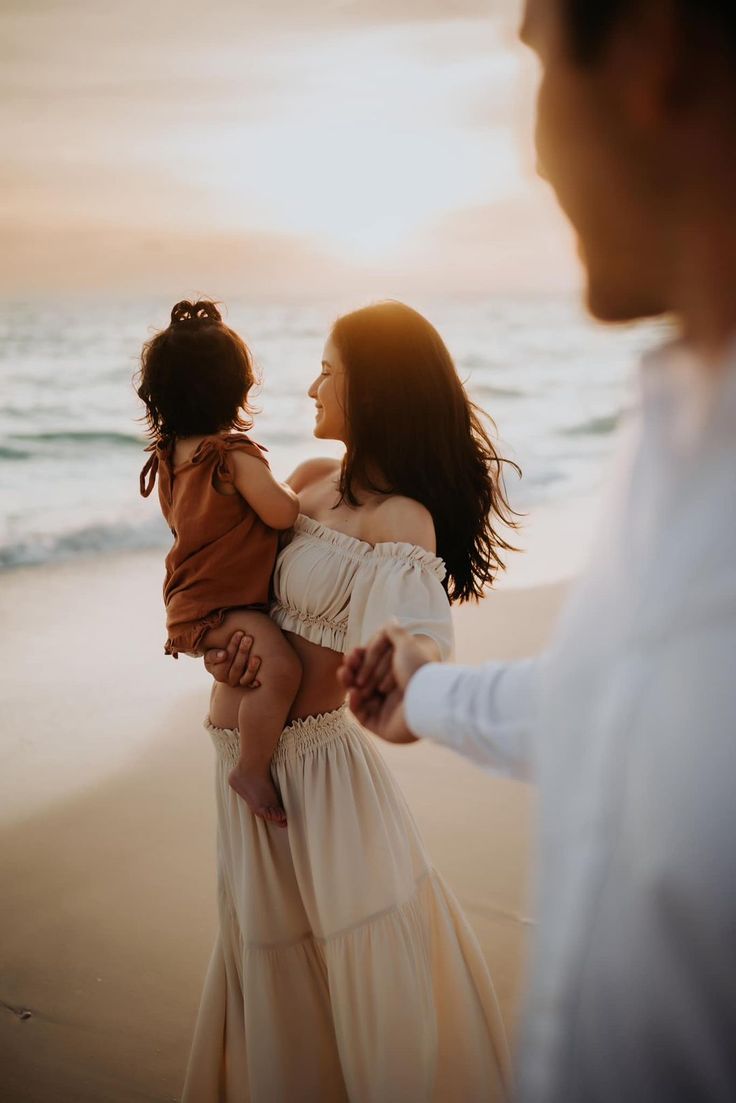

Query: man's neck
<box><xmin>670</xmin><ymin>163</ymin><xmax>736</xmax><ymax>366</ymax></box>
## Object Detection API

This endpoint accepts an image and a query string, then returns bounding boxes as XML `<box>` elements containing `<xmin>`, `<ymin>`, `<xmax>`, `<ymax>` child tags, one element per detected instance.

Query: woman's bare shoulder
<box><xmin>368</xmin><ymin>495</ymin><xmax>437</xmax><ymax>553</ymax></box>
<box><xmin>286</xmin><ymin>457</ymin><xmax>341</xmax><ymax>493</ymax></box>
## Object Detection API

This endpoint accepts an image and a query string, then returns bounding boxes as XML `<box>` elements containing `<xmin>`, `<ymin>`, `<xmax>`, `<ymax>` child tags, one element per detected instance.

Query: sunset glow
<box><xmin>2</xmin><ymin>1</ymin><xmax>577</xmax><ymax>296</ymax></box>
<box><xmin>194</xmin><ymin>25</ymin><xmax>526</xmax><ymax>257</ymax></box>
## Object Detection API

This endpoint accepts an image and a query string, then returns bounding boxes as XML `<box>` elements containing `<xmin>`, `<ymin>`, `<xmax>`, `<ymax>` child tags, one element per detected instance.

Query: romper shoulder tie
<box><xmin>188</xmin><ymin>433</ymin><xmax>269</xmax><ymax>484</ymax></box>
<box><xmin>139</xmin><ymin>445</ymin><xmax>160</xmax><ymax>497</ymax></box>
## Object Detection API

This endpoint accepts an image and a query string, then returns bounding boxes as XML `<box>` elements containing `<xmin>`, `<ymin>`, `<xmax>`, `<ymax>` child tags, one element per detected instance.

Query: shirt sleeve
<box><xmin>345</xmin><ymin>544</ymin><xmax>454</xmax><ymax>660</ymax></box>
<box><xmin>404</xmin><ymin>657</ymin><xmax>539</xmax><ymax>781</ymax></box>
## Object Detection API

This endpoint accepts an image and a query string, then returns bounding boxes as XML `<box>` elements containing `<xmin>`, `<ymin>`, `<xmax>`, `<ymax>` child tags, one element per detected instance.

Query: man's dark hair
<box><xmin>564</xmin><ymin>0</ymin><xmax>736</xmax><ymax>64</ymax></box>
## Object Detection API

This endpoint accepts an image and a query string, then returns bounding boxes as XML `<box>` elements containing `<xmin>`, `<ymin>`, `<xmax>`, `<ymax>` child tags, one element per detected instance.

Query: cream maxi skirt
<box><xmin>182</xmin><ymin>705</ymin><xmax>509</xmax><ymax>1103</ymax></box>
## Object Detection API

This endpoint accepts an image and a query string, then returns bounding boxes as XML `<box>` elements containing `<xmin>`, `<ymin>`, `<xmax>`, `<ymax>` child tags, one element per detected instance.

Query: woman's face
<box><xmin>308</xmin><ymin>335</ymin><xmax>348</xmax><ymax>442</ymax></box>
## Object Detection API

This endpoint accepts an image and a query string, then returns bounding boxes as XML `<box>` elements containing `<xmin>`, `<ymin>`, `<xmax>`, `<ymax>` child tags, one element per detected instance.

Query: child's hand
<box><xmin>203</xmin><ymin>631</ymin><xmax>262</xmax><ymax>688</ymax></box>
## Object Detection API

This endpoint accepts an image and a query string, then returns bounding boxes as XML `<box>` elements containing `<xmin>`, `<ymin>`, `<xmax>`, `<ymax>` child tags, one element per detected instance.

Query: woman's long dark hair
<box><xmin>332</xmin><ymin>301</ymin><xmax>521</xmax><ymax>604</ymax></box>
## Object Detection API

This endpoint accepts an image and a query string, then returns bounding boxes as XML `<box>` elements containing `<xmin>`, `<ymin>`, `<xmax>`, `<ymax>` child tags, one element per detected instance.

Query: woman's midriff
<box><xmin>208</xmin><ymin>630</ymin><xmax>346</xmax><ymax>730</ymax></box>
<box><xmin>284</xmin><ymin>630</ymin><xmax>346</xmax><ymax>722</ymax></box>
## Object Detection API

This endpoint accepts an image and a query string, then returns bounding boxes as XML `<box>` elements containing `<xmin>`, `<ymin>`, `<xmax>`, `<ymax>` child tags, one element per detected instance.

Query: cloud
<box><xmin>1</xmin><ymin>0</ymin><xmax>516</xmax><ymax>95</ymax></box>
<box><xmin>398</xmin><ymin>192</ymin><xmax>580</xmax><ymax>294</ymax></box>
<box><xmin>0</xmin><ymin>160</ymin><xmax>214</xmax><ymax>232</ymax></box>
<box><xmin>2</xmin><ymin>0</ymin><xmax>555</xmax><ymax>299</ymax></box>
<box><xmin>0</xmin><ymin>221</ymin><xmax>355</xmax><ymax>298</ymax></box>
<box><xmin>3</xmin><ymin>14</ymin><xmax>527</xmax><ymax>228</ymax></box>
<box><xmin>5</xmin><ymin>12</ymin><xmax>513</xmax><ymax>170</ymax></box>
<box><xmin>0</xmin><ymin>188</ymin><xmax>579</xmax><ymax>301</ymax></box>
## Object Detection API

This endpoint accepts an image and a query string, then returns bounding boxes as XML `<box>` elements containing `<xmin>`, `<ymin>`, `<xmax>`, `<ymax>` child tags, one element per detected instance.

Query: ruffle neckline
<box><xmin>293</xmin><ymin>514</ymin><xmax>447</xmax><ymax>581</ymax></box>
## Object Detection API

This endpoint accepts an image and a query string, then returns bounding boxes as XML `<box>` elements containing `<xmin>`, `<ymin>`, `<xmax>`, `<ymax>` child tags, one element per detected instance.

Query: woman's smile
<box><xmin>307</xmin><ymin>339</ymin><xmax>348</xmax><ymax>442</ymax></box>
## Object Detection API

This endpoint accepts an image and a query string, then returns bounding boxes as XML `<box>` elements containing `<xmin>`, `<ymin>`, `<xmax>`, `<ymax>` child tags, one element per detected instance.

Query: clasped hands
<box><xmin>203</xmin><ymin>619</ymin><xmax>436</xmax><ymax>744</ymax></box>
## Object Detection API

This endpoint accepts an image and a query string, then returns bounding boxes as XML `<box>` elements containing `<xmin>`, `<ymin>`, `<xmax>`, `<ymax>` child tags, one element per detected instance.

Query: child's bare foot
<box><xmin>228</xmin><ymin>765</ymin><xmax>287</xmax><ymax>828</ymax></box>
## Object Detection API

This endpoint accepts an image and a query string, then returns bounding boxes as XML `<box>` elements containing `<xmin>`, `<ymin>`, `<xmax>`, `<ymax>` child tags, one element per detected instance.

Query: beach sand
<box><xmin>0</xmin><ymin>550</ymin><xmax>567</xmax><ymax>1103</ymax></box>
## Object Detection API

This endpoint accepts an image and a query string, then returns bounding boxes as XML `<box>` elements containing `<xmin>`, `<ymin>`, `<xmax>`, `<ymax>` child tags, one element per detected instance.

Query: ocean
<box><xmin>0</xmin><ymin>295</ymin><xmax>660</xmax><ymax>571</ymax></box>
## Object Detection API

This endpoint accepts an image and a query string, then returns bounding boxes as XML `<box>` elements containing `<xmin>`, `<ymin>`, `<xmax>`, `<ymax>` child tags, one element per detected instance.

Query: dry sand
<box><xmin>0</xmin><ymin>550</ymin><xmax>567</xmax><ymax>1103</ymax></box>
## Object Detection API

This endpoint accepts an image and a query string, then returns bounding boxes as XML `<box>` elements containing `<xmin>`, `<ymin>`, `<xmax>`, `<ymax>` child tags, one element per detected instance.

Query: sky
<box><xmin>2</xmin><ymin>0</ymin><xmax>579</xmax><ymax>299</ymax></box>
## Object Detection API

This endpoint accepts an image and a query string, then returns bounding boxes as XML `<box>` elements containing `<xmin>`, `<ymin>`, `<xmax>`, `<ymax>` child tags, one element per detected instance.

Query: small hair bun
<box><xmin>170</xmin><ymin>299</ymin><xmax>222</xmax><ymax>326</ymax></box>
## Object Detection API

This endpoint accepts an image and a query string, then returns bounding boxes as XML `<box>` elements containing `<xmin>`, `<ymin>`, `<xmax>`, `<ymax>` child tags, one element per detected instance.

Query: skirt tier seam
<box><xmin>230</xmin><ymin>867</ymin><xmax>436</xmax><ymax>953</ymax></box>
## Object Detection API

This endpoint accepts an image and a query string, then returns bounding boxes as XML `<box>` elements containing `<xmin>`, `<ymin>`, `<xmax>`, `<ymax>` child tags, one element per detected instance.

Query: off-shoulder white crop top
<box><xmin>271</xmin><ymin>514</ymin><xmax>454</xmax><ymax>660</ymax></box>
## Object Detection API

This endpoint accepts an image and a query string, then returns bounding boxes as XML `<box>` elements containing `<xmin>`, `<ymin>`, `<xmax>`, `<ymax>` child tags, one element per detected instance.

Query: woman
<box><xmin>183</xmin><ymin>301</ymin><xmax>519</xmax><ymax>1103</ymax></box>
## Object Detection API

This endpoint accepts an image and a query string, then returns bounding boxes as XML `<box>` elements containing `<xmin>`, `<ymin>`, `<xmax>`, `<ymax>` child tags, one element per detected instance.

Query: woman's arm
<box><xmin>341</xmin><ymin>491</ymin><xmax>536</xmax><ymax>776</ymax></box>
<box><xmin>342</xmin><ymin>624</ymin><xmax>538</xmax><ymax>781</ymax></box>
<box><xmin>230</xmin><ymin>452</ymin><xmax>299</xmax><ymax>530</ymax></box>
<box><xmin>284</xmin><ymin>456</ymin><xmax>341</xmax><ymax>494</ymax></box>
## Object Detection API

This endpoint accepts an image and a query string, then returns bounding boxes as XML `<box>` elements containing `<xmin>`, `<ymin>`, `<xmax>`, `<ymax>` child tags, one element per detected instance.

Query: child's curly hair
<box><xmin>136</xmin><ymin>300</ymin><xmax>256</xmax><ymax>443</ymax></box>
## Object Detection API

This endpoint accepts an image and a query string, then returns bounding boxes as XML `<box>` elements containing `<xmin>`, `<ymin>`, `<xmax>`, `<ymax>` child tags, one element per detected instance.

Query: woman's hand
<box><xmin>203</xmin><ymin>631</ymin><xmax>262</xmax><ymax>688</ymax></box>
<box><xmin>339</xmin><ymin>622</ymin><xmax>436</xmax><ymax>743</ymax></box>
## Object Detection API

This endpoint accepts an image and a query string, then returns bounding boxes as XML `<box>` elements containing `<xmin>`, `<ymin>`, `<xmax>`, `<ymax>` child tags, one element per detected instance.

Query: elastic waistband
<box><xmin>205</xmin><ymin>704</ymin><xmax>354</xmax><ymax>768</ymax></box>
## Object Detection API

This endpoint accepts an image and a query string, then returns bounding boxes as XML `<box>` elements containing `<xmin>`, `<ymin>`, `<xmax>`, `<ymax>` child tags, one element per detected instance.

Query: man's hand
<box><xmin>338</xmin><ymin>622</ymin><xmax>436</xmax><ymax>743</ymax></box>
<box><xmin>203</xmin><ymin>631</ymin><xmax>262</xmax><ymax>688</ymax></box>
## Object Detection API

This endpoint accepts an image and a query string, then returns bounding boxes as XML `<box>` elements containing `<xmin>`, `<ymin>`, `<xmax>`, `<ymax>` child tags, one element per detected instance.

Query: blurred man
<box><xmin>342</xmin><ymin>2</ymin><xmax>736</xmax><ymax>1100</ymax></box>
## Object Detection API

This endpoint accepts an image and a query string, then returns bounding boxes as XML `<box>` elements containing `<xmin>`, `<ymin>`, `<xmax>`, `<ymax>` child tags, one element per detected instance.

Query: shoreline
<box><xmin>0</xmin><ymin>541</ymin><xmax>569</xmax><ymax>1101</ymax></box>
<box><xmin>0</xmin><ymin>486</ymin><xmax>598</xmax><ymax>585</ymax></box>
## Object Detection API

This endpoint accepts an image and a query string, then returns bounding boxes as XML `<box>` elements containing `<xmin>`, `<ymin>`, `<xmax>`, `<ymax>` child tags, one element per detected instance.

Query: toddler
<box><xmin>138</xmin><ymin>300</ymin><xmax>301</xmax><ymax>827</ymax></box>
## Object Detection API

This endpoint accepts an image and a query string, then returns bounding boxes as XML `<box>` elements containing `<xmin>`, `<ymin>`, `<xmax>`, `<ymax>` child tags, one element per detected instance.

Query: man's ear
<box><xmin>603</xmin><ymin>0</ymin><xmax>684</xmax><ymax>131</ymax></box>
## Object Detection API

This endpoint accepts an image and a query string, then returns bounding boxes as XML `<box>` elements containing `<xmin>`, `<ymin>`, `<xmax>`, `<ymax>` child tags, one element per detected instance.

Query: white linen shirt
<box><xmin>405</xmin><ymin>340</ymin><xmax>736</xmax><ymax>1103</ymax></box>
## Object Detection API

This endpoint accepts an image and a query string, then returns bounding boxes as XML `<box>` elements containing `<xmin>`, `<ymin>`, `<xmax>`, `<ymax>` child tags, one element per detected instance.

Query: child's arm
<box><xmin>229</xmin><ymin>451</ymin><xmax>300</xmax><ymax>530</ymax></box>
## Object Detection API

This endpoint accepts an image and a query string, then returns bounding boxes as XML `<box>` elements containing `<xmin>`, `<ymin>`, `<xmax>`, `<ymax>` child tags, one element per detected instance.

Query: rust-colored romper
<box><xmin>139</xmin><ymin>432</ymin><xmax>279</xmax><ymax>657</ymax></box>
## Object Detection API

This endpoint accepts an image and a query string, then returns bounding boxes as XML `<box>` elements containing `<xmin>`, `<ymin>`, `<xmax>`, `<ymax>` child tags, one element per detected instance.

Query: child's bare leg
<box><xmin>204</xmin><ymin>611</ymin><xmax>301</xmax><ymax>827</ymax></box>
